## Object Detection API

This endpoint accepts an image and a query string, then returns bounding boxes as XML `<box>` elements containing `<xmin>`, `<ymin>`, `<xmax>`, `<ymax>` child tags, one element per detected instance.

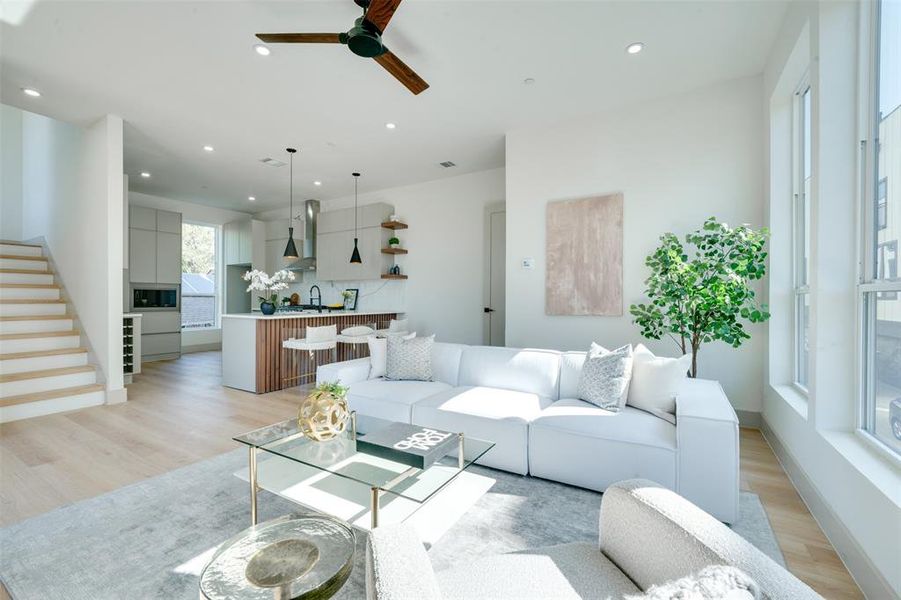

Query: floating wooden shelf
<box><xmin>381</xmin><ymin>247</ymin><xmax>408</xmax><ymax>255</ymax></box>
<box><xmin>381</xmin><ymin>221</ymin><xmax>408</xmax><ymax>230</ymax></box>
<box><xmin>381</xmin><ymin>274</ymin><xmax>408</xmax><ymax>280</ymax></box>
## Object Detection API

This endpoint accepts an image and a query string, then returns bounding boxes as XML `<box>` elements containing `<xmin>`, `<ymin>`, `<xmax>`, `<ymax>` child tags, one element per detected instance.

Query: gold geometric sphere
<box><xmin>298</xmin><ymin>390</ymin><xmax>350</xmax><ymax>441</ymax></box>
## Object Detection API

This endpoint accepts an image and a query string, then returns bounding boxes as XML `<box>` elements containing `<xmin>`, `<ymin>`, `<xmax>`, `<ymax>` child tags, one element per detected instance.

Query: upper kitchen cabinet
<box><xmin>128</xmin><ymin>207</ymin><xmax>182</xmax><ymax>284</ymax></box>
<box><xmin>316</xmin><ymin>202</ymin><xmax>393</xmax><ymax>281</ymax></box>
<box><xmin>224</xmin><ymin>219</ymin><xmax>251</xmax><ymax>265</ymax></box>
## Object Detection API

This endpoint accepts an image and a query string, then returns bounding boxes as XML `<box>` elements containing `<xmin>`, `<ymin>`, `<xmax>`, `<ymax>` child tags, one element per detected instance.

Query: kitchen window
<box><xmin>793</xmin><ymin>78</ymin><xmax>812</xmax><ymax>390</ymax></box>
<box><xmin>181</xmin><ymin>223</ymin><xmax>219</xmax><ymax>330</ymax></box>
<box><xmin>860</xmin><ymin>0</ymin><xmax>901</xmax><ymax>455</ymax></box>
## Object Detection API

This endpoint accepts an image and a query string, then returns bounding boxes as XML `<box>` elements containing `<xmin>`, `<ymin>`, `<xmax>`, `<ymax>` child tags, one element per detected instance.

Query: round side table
<box><xmin>200</xmin><ymin>515</ymin><xmax>355</xmax><ymax>600</ymax></box>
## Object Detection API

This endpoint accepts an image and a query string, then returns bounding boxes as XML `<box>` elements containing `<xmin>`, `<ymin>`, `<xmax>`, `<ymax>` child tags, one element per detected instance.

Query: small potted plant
<box><xmin>388</xmin><ymin>236</ymin><xmax>401</xmax><ymax>249</ymax></box>
<box><xmin>243</xmin><ymin>269</ymin><xmax>296</xmax><ymax>315</ymax></box>
<box><xmin>298</xmin><ymin>381</ymin><xmax>350</xmax><ymax>441</ymax></box>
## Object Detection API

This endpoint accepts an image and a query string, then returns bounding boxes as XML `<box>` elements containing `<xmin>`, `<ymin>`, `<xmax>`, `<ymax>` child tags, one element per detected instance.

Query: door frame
<box><xmin>483</xmin><ymin>201</ymin><xmax>506</xmax><ymax>345</ymax></box>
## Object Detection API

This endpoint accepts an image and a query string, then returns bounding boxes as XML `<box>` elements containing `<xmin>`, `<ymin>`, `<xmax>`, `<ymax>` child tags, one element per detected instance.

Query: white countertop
<box><xmin>122</xmin><ymin>313</ymin><xmax>143</xmax><ymax>318</ymax></box>
<box><xmin>222</xmin><ymin>310</ymin><xmax>403</xmax><ymax>320</ymax></box>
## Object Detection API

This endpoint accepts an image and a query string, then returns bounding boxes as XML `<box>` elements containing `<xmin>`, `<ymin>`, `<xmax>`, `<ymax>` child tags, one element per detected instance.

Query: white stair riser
<box><xmin>0</xmin><ymin>390</ymin><xmax>104</xmax><ymax>423</ymax></box>
<box><xmin>0</xmin><ymin>303</ymin><xmax>67</xmax><ymax>317</ymax></box>
<box><xmin>0</xmin><ymin>287</ymin><xmax>60</xmax><ymax>300</ymax></box>
<box><xmin>0</xmin><ymin>244</ymin><xmax>42</xmax><ymax>257</ymax></box>
<box><xmin>0</xmin><ymin>370</ymin><xmax>96</xmax><ymax>397</ymax></box>
<box><xmin>0</xmin><ymin>272</ymin><xmax>53</xmax><ymax>284</ymax></box>
<box><xmin>0</xmin><ymin>258</ymin><xmax>49</xmax><ymax>271</ymax></box>
<box><xmin>0</xmin><ymin>335</ymin><xmax>80</xmax><ymax>353</ymax></box>
<box><xmin>0</xmin><ymin>352</ymin><xmax>87</xmax><ymax>375</ymax></box>
<box><xmin>0</xmin><ymin>319</ymin><xmax>73</xmax><ymax>335</ymax></box>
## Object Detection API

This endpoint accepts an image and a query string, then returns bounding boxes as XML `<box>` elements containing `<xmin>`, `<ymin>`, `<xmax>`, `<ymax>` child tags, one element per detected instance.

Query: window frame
<box><xmin>792</xmin><ymin>73</ymin><xmax>812</xmax><ymax>392</ymax></box>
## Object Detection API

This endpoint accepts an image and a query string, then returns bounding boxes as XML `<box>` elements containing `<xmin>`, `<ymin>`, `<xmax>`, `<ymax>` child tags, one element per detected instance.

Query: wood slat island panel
<box><xmin>254</xmin><ymin>313</ymin><xmax>398</xmax><ymax>393</ymax></box>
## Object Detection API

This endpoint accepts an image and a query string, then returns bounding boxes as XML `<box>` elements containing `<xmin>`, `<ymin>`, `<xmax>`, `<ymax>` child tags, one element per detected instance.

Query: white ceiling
<box><xmin>1</xmin><ymin>0</ymin><xmax>787</xmax><ymax>212</ymax></box>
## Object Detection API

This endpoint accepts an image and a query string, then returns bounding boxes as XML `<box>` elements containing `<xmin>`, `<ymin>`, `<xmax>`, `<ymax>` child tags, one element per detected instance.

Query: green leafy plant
<box><xmin>388</xmin><ymin>236</ymin><xmax>400</xmax><ymax>246</ymax></box>
<box><xmin>629</xmin><ymin>217</ymin><xmax>770</xmax><ymax>378</ymax></box>
<box><xmin>314</xmin><ymin>381</ymin><xmax>348</xmax><ymax>397</ymax></box>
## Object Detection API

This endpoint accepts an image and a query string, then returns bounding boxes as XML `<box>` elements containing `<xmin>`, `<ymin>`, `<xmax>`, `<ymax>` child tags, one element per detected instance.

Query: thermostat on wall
<box><xmin>522</xmin><ymin>258</ymin><xmax>535</xmax><ymax>269</ymax></box>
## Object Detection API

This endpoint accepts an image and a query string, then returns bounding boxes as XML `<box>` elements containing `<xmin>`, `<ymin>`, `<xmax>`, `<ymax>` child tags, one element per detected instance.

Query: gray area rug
<box><xmin>0</xmin><ymin>449</ymin><xmax>783</xmax><ymax>600</ymax></box>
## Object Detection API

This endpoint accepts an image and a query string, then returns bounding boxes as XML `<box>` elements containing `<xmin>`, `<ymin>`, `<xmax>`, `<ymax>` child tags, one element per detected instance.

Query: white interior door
<box><xmin>485</xmin><ymin>206</ymin><xmax>506</xmax><ymax>346</ymax></box>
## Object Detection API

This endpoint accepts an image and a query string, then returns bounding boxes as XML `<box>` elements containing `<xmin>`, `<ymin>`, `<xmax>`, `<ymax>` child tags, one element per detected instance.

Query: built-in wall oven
<box><xmin>131</xmin><ymin>285</ymin><xmax>180</xmax><ymax>311</ymax></box>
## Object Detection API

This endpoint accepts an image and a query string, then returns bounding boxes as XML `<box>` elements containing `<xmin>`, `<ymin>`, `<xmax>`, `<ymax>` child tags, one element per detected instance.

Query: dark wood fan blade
<box><xmin>374</xmin><ymin>50</ymin><xmax>429</xmax><ymax>95</ymax></box>
<box><xmin>256</xmin><ymin>33</ymin><xmax>342</xmax><ymax>44</ymax></box>
<box><xmin>364</xmin><ymin>0</ymin><xmax>402</xmax><ymax>33</ymax></box>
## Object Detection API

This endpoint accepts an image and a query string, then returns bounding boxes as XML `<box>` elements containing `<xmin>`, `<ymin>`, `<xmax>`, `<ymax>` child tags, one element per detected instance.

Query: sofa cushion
<box><xmin>436</xmin><ymin>542</ymin><xmax>640</xmax><ymax>600</ymax></box>
<box><xmin>528</xmin><ymin>399</ymin><xmax>677</xmax><ymax>491</ymax></box>
<box><xmin>348</xmin><ymin>379</ymin><xmax>452</xmax><ymax>423</ymax></box>
<box><xmin>411</xmin><ymin>386</ymin><xmax>552</xmax><ymax>475</ymax></box>
<box><xmin>431</xmin><ymin>342</ymin><xmax>466</xmax><ymax>386</ymax></box>
<box><xmin>457</xmin><ymin>346</ymin><xmax>561</xmax><ymax>400</ymax></box>
<box><xmin>559</xmin><ymin>351</ymin><xmax>587</xmax><ymax>399</ymax></box>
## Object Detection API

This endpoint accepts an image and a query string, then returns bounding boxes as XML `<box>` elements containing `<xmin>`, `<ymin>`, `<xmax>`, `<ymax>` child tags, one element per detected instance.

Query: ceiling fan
<box><xmin>256</xmin><ymin>0</ymin><xmax>429</xmax><ymax>95</ymax></box>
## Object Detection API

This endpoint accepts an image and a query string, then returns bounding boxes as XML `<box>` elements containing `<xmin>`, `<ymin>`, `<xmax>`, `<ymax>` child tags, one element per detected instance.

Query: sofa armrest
<box><xmin>600</xmin><ymin>480</ymin><xmax>822</xmax><ymax>600</ymax></box>
<box><xmin>675</xmin><ymin>378</ymin><xmax>740</xmax><ymax>523</ymax></box>
<box><xmin>366</xmin><ymin>524</ymin><xmax>442</xmax><ymax>600</ymax></box>
<box><xmin>316</xmin><ymin>357</ymin><xmax>372</xmax><ymax>386</ymax></box>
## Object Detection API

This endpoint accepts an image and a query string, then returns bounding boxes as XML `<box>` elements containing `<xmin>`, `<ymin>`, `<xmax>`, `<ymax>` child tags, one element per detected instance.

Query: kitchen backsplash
<box><xmin>282</xmin><ymin>272</ymin><xmax>406</xmax><ymax>312</ymax></box>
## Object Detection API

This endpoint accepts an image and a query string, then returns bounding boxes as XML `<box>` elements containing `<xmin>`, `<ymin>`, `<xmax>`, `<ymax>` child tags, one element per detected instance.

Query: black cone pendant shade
<box><xmin>350</xmin><ymin>172</ymin><xmax>362</xmax><ymax>264</ymax></box>
<box><xmin>283</xmin><ymin>148</ymin><xmax>299</xmax><ymax>264</ymax></box>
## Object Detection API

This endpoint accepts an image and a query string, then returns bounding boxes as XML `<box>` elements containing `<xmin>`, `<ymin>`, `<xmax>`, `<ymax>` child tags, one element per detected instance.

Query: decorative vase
<box><xmin>260</xmin><ymin>301</ymin><xmax>276</xmax><ymax>315</ymax></box>
<box><xmin>298</xmin><ymin>389</ymin><xmax>349</xmax><ymax>441</ymax></box>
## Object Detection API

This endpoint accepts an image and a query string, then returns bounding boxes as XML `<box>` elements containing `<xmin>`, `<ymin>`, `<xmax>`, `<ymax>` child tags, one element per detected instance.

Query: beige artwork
<box><xmin>545</xmin><ymin>193</ymin><xmax>623</xmax><ymax>316</ymax></box>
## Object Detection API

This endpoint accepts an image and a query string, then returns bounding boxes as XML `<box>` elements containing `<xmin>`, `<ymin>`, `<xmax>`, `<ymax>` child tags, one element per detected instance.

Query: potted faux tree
<box><xmin>243</xmin><ymin>269</ymin><xmax>295</xmax><ymax>315</ymax></box>
<box><xmin>629</xmin><ymin>217</ymin><xmax>770</xmax><ymax>378</ymax></box>
<box><xmin>388</xmin><ymin>236</ymin><xmax>401</xmax><ymax>249</ymax></box>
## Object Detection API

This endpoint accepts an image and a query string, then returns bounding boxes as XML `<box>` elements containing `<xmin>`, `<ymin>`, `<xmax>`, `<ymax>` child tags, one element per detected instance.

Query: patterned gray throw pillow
<box><xmin>576</xmin><ymin>343</ymin><xmax>634</xmax><ymax>411</ymax></box>
<box><xmin>386</xmin><ymin>334</ymin><xmax>435</xmax><ymax>381</ymax></box>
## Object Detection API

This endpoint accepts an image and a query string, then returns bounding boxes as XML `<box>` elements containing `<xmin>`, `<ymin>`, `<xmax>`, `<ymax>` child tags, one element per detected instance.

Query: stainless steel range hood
<box><xmin>289</xmin><ymin>199</ymin><xmax>319</xmax><ymax>271</ymax></box>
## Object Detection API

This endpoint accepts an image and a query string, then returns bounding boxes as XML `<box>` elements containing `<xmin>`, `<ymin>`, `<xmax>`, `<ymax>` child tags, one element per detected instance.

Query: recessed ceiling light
<box><xmin>523</xmin><ymin>77</ymin><xmax>536</xmax><ymax>85</ymax></box>
<box><xmin>22</xmin><ymin>87</ymin><xmax>41</xmax><ymax>97</ymax></box>
<box><xmin>626</xmin><ymin>42</ymin><xmax>644</xmax><ymax>54</ymax></box>
<box><xmin>140</xmin><ymin>172</ymin><xmax>151</xmax><ymax>178</ymax></box>
<box><xmin>313</xmin><ymin>180</ymin><xmax>322</xmax><ymax>186</ymax></box>
<box><xmin>385</xmin><ymin>122</ymin><xmax>396</xmax><ymax>130</ymax></box>
<box><xmin>203</xmin><ymin>145</ymin><xmax>214</xmax><ymax>152</ymax></box>
<box><xmin>248</xmin><ymin>196</ymin><xmax>256</xmax><ymax>201</ymax></box>
<box><xmin>254</xmin><ymin>44</ymin><xmax>271</xmax><ymax>56</ymax></box>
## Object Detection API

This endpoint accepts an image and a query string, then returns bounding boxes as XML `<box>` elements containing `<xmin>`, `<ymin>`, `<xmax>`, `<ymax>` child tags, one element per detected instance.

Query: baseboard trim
<box><xmin>760</xmin><ymin>418</ymin><xmax>898</xmax><ymax>600</ymax></box>
<box><xmin>182</xmin><ymin>342</ymin><xmax>221</xmax><ymax>354</ymax></box>
<box><xmin>735</xmin><ymin>409</ymin><xmax>762</xmax><ymax>429</ymax></box>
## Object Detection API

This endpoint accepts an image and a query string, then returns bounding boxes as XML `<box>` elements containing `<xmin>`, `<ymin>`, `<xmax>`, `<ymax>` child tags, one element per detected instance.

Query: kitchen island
<box><xmin>221</xmin><ymin>311</ymin><xmax>401</xmax><ymax>393</ymax></box>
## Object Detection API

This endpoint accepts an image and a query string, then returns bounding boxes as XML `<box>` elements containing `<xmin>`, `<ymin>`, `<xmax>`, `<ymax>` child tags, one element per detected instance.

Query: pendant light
<box><xmin>349</xmin><ymin>172</ymin><xmax>362</xmax><ymax>264</ymax></box>
<box><xmin>282</xmin><ymin>148</ymin><xmax>299</xmax><ymax>264</ymax></box>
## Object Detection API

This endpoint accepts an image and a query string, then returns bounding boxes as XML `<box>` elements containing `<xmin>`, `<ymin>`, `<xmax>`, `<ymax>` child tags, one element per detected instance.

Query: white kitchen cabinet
<box><xmin>129</xmin><ymin>228</ymin><xmax>157</xmax><ymax>283</ymax></box>
<box><xmin>156</xmin><ymin>232</ymin><xmax>181</xmax><ymax>284</ymax></box>
<box><xmin>315</xmin><ymin>202</ymin><xmax>393</xmax><ymax>281</ymax></box>
<box><xmin>266</xmin><ymin>238</ymin><xmax>287</xmax><ymax>275</ymax></box>
<box><xmin>142</xmin><ymin>332</ymin><xmax>181</xmax><ymax>359</ymax></box>
<box><xmin>141</xmin><ymin>311</ymin><xmax>182</xmax><ymax>334</ymax></box>
<box><xmin>224</xmin><ymin>219</ymin><xmax>253</xmax><ymax>265</ymax></box>
<box><xmin>129</xmin><ymin>205</ymin><xmax>157</xmax><ymax>230</ymax></box>
<box><xmin>156</xmin><ymin>210</ymin><xmax>182</xmax><ymax>234</ymax></box>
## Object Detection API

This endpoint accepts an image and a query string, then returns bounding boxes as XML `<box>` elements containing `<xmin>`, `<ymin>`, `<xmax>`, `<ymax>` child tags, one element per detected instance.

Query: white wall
<box><xmin>762</xmin><ymin>3</ymin><xmax>901</xmax><ymax>597</ymax></box>
<box><xmin>4</xmin><ymin>105</ymin><xmax>126</xmax><ymax>399</ymax></box>
<box><xmin>505</xmin><ymin>76</ymin><xmax>766</xmax><ymax>413</ymax></box>
<box><xmin>254</xmin><ymin>168</ymin><xmax>505</xmax><ymax>344</ymax></box>
<box><xmin>129</xmin><ymin>191</ymin><xmax>253</xmax><ymax>351</ymax></box>
<box><xmin>0</xmin><ymin>105</ymin><xmax>23</xmax><ymax>240</ymax></box>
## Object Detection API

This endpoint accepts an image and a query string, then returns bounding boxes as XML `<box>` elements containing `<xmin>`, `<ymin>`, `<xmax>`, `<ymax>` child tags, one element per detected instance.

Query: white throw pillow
<box><xmin>367</xmin><ymin>332</ymin><xmax>415</xmax><ymax>379</ymax></box>
<box><xmin>627</xmin><ymin>344</ymin><xmax>692</xmax><ymax>418</ymax></box>
<box><xmin>388</xmin><ymin>318</ymin><xmax>409</xmax><ymax>333</ymax></box>
<box><xmin>576</xmin><ymin>343</ymin><xmax>633</xmax><ymax>411</ymax></box>
<box><xmin>386</xmin><ymin>334</ymin><xmax>435</xmax><ymax>381</ymax></box>
<box><xmin>341</xmin><ymin>325</ymin><xmax>375</xmax><ymax>337</ymax></box>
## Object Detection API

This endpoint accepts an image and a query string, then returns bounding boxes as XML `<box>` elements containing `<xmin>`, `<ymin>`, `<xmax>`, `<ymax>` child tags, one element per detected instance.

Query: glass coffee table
<box><xmin>235</xmin><ymin>413</ymin><xmax>495</xmax><ymax>530</ymax></box>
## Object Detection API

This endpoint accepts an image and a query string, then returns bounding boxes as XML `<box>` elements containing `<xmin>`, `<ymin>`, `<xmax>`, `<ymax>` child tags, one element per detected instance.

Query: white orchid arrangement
<box><xmin>243</xmin><ymin>269</ymin><xmax>296</xmax><ymax>305</ymax></box>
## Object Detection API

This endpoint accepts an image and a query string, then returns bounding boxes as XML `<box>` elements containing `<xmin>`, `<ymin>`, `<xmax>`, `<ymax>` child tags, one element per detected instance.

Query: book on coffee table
<box><xmin>357</xmin><ymin>422</ymin><xmax>459</xmax><ymax>470</ymax></box>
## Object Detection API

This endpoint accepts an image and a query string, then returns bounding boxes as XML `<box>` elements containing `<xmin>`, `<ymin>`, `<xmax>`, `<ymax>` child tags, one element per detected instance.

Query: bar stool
<box><xmin>336</xmin><ymin>323</ymin><xmax>377</xmax><ymax>359</ymax></box>
<box><xmin>282</xmin><ymin>324</ymin><xmax>338</xmax><ymax>388</ymax></box>
<box><xmin>375</xmin><ymin>318</ymin><xmax>410</xmax><ymax>338</ymax></box>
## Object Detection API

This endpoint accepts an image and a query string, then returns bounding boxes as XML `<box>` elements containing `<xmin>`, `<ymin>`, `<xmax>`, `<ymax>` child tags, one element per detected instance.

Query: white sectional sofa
<box><xmin>317</xmin><ymin>342</ymin><xmax>740</xmax><ymax>523</ymax></box>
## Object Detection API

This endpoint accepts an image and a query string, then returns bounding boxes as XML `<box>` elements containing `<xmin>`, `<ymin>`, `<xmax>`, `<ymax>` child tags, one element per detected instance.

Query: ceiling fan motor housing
<box><xmin>345</xmin><ymin>16</ymin><xmax>385</xmax><ymax>57</ymax></box>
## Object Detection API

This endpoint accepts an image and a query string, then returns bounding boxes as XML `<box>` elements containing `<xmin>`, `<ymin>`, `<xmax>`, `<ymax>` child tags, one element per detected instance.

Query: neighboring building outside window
<box><xmin>861</xmin><ymin>0</ymin><xmax>901</xmax><ymax>455</ymax></box>
<box><xmin>181</xmin><ymin>223</ymin><xmax>219</xmax><ymax>330</ymax></box>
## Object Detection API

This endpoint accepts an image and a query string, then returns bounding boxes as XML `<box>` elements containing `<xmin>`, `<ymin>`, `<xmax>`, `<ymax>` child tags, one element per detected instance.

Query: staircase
<box><xmin>0</xmin><ymin>241</ymin><xmax>104</xmax><ymax>422</ymax></box>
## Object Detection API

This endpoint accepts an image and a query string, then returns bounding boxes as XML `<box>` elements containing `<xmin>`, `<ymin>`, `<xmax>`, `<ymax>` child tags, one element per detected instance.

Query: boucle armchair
<box><xmin>365</xmin><ymin>479</ymin><xmax>822</xmax><ymax>600</ymax></box>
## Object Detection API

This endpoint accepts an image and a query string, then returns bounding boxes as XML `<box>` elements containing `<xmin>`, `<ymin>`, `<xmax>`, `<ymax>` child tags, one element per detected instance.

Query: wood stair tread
<box><xmin>0</xmin><ymin>241</ymin><xmax>42</xmax><ymax>248</ymax></box>
<box><xmin>1</xmin><ymin>383</ymin><xmax>104</xmax><ymax>407</ymax></box>
<box><xmin>0</xmin><ymin>269</ymin><xmax>52</xmax><ymax>275</ymax></box>
<box><xmin>0</xmin><ymin>299</ymin><xmax>64</xmax><ymax>304</ymax></box>
<box><xmin>0</xmin><ymin>283</ymin><xmax>59</xmax><ymax>289</ymax></box>
<box><xmin>0</xmin><ymin>314</ymin><xmax>73</xmax><ymax>321</ymax></box>
<box><xmin>0</xmin><ymin>330</ymin><xmax>80</xmax><ymax>340</ymax></box>
<box><xmin>0</xmin><ymin>254</ymin><xmax>48</xmax><ymax>261</ymax></box>
<box><xmin>0</xmin><ymin>347</ymin><xmax>87</xmax><ymax>361</ymax></box>
<box><xmin>0</xmin><ymin>365</ymin><xmax>94</xmax><ymax>383</ymax></box>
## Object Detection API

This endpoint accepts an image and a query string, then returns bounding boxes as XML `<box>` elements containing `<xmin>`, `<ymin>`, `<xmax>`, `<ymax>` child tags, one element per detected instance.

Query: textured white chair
<box><xmin>282</xmin><ymin>324</ymin><xmax>337</xmax><ymax>386</ymax></box>
<box><xmin>375</xmin><ymin>318</ymin><xmax>409</xmax><ymax>337</ymax></box>
<box><xmin>337</xmin><ymin>323</ymin><xmax>377</xmax><ymax>359</ymax></box>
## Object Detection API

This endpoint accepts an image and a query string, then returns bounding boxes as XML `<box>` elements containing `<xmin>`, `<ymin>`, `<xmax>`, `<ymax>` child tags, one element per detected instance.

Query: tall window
<box><xmin>793</xmin><ymin>80</ymin><xmax>812</xmax><ymax>389</ymax></box>
<box><xmin>181</xmin><ymin>223</ymin><xmax>219</xmax><ymax>330</ymax></box>
<box><xmin>861</xmin><ymin>0</ymin><xmax>900</xmax><ymax>455</ymax></box>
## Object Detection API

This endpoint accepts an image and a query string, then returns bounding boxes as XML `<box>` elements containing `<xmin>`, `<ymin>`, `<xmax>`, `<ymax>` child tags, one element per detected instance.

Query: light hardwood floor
<box><xmin>0</xmin><ymin>352</ymin><xmax>863</xmax><ymax>598</ymax></box>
